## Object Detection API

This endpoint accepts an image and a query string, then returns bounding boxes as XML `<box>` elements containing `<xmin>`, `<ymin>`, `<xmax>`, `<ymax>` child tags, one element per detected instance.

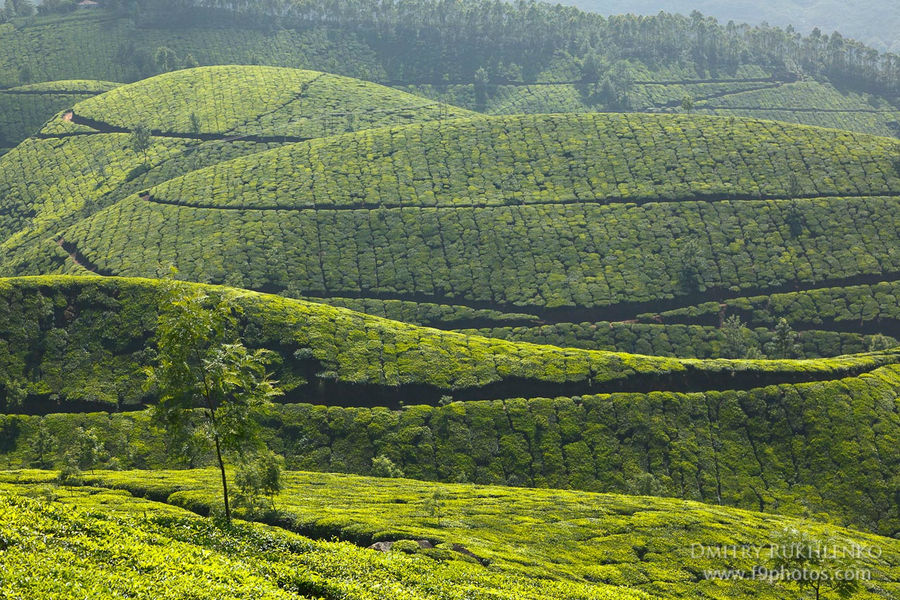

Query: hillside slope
<box><xmin>3</xmin><ymin>110</ymin><xmax>897</xmax><ymax>358</ymax></box>
<box><xmin>0</xmin><ymin>479</ymin><xmax>645</xmax><ymax>600</ymax></box>
<box><xmin>3</xmin><ymin>471</ymin><xmax>900</xmax><ymax>599</ymax></box>
<box><xmin>0</xmin><ymin>65</ymin><xmax>472</xmax><ymax>279</ymax></box>
<box><xmin>26</xmin><ymin>114</ymin><xmax>898</xmax><ymax>326</ymax></box>
<box><xmin>0</xmin><ymin>276</ymin><xmax>898</xmax><ymax>534</ymax></box>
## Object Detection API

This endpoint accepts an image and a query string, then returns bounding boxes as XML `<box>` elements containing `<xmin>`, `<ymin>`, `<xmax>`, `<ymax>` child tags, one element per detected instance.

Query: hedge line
<box><xmin>456</xmin><ymin>321</ymin><xmax>894</xmax><ymax>358</ymax></box>
<box><xmin>645</xmin><ymin>281</ymin><xmax>900</xmax><ymax>332</ymax></box>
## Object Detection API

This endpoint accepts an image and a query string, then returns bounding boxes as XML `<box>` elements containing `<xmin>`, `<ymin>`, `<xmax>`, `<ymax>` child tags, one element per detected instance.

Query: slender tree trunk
<box><xmin>213</xmin><ymin>432</ymin><xmax>231</xmax><ymax>525</ymax></box>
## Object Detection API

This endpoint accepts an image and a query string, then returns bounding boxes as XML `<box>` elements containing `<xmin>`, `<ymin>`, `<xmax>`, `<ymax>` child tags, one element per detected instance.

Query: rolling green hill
<box><xmin>3</xmin><ymin>470</ymin><xmax>900</xmax><ymax>599</ymax></box>
<box><xmin>0</xmin><ymin>65</ymin><xmax>471</xmax><ymax>280</ymax></box>
<box><xmin>2</xmin><ymin>108</ymin><xmax>897</xmax><ymax>359</ymax></box>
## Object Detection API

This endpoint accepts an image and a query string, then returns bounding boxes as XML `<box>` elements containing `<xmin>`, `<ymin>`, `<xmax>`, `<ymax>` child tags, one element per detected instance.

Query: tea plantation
<box><xmin>0</xmin><ymin>1</ymin><xmax>899</xmax><ymax>596</ymax></box>
<box><xmin>0</xmin><ymin>478</ymin><xmax>653</xmax><ymax>600</ymax></box>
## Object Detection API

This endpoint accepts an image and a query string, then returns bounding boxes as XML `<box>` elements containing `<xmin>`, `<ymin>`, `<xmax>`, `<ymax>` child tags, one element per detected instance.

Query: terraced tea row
<box><xmin>643</xmin><ymin>281</ymin><xmax>900</xmax><ymax>331</ymax></box>
<box><xmin>52</xmin><ymin>197</ymin><xmax>900</xmax><ymax>315</ymax></box>
<box><xmin>457</xmin><ymin>321</ymin><xmax>891</xmax><ymax>358</ymax></box>
<box><xmin>138</xmin><ymin>113</ymin><xmax>900</xmax><ymax>210</ymax></box>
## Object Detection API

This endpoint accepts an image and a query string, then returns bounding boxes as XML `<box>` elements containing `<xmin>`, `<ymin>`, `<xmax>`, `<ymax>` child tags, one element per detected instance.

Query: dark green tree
<box><xmin>154</xmin><ymin>46</ymin><xmax>179</xmax><ymax>72</ymax></box>
<box><xmin>371</xmin><ymin>454</ymin><xmax>404</xmax><ymax>478</ymax></box>
<box><xmin>17</xmin><ymin>64</ymin><xmax>32</xmax><ymax>84</ymax></box>
<box><xmin>721</xmin><ymin>314</ymin><xmax>756</xmax><ymax>358</ymax></box>
<box><xmin>143</xmin><ymin>285</ymin><xmax>282</xmax><ymax>525</ymax></box>
<box><xmin>676</xmin><ymin>238</ymin><xmax>707</xmax><ymax>292</ymax></box>
<box><xmin>474</xmin><ymin>66</ymin><xmax>490</xmax><ymax>109</ymax></box>
<box><xmin>766</xmin><ymin>318</ymin><xmax>801</xmax><ymax>358</ymax></box>
<box><xmin>189</xmin><ymin>112</ymin><xmax>202</xmax><ymax>137</ymax></box>
<box><xmin>28</xmin><ymin>421</ymin><xmax>57</xmax><ymax>468</ymax></box>
<box><xmin>69</xmin><ymin>426</ymin><xmax>105</xmax><ymax>473</ymax></box>
<box><xmin>236</xmin><ymin>449</ymin><xmax>284</xmax><ymax>510</ymax></box>
<box><xmin>681</xmin><ymin>95</ymin><xmax>694</xmax><ymax>113</ymax></box>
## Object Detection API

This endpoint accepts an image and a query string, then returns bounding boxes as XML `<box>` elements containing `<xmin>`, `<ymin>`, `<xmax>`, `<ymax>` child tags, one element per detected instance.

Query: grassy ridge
<box><xmin>4</xmin><ymin>470</ymin><xmax>899</xmax><ymax>599</ymax></box>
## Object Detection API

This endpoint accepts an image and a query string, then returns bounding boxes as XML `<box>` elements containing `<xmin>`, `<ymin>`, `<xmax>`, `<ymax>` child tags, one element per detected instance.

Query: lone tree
<box><xmin>766</xmin><ymin>318</ymin><xmax>801</xmax><ymax>358</ymax></box>
<box><xmin>143</xmin><ymin>285</ymin><xmax>282</xmax><ymax>525</ymax></box>
<box><xmin>721</xmin><ymin>314</ymin><xmax>752</xmax><ymax>358</ymax></box>
<box><xmin>154</xmin><ymin>46</ymin><xmax>179</xmax><ymax>72</ymax></box>
<box><xmin>129</xmin><ymin>124</ymin><xmax>152</xmax><ymax>165</ymax></box>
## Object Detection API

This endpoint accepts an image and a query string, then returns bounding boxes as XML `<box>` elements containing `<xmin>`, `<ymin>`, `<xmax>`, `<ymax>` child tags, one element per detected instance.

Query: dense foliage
<box><xmin>2</xmin><ymin>276</ymin><xmax>897</xmax><ymax>410</ymax></box>
<box><xmin>456</xmin><ymin>321</ymin><xmax>892</xmax><ymax>357</ymax></box>
<box><xmin>562</xmin><ymin>0</ymin><xmax>899</xmax><ymax>53</ymax></box>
